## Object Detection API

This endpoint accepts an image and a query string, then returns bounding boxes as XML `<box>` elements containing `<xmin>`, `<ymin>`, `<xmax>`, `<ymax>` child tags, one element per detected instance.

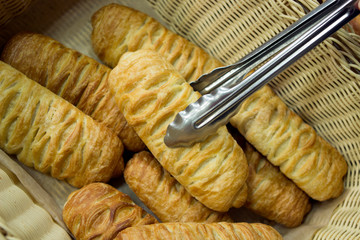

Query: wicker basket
<box><xmin>0</xmin><ymin>0</ymin><xmax>359</xmax><ymax>239</ymax></box>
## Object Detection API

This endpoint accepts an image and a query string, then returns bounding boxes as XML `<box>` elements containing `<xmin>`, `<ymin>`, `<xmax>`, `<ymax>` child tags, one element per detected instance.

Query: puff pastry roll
<box><xmin>124</xmin><ymin>151</ymin><xmax>232</xmax><ymax>223</ymax></box>
<box><xmin>243</xmin><ymin>143</ymin><xmax>311</xmax><ymax>227</ymax></box>
<box><xmin>109</xmin><ymin>50</ymin><xmax>248</xmax><ymax>212</ymax></box>
<box><xmin>0</xmin><ymin>61</ymin><xmax>123</xmax><ymax>187</ymax></box>
<box><xmin>91</xmin><ymin>4</ymin><xmax>222</xmax><ymax>82</ymax></box>
<box><xmin>116</xmin><ymin>222</ymin><xmax>283</xmax><ymax>240</ymax></box>
<box><xmin>63</xmin><ymin>183</ymin><xmax>157</xmax><ymax>240</ymax></box>
<box><xmin>1</xmin><ymin>32</ymin><xmax>145</xmax><ymax>152</ymax></box>
<box><xmin>230</xmin><ymin>86</ymin><xmax>347</xmax><ymax>201</ymax></box>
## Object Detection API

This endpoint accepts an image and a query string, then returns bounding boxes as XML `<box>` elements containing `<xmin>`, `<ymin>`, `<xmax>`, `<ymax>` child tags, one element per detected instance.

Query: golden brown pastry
<box><xmin>230</xmin><ymin>86</ymin><xmax>347</xmax><ymax>201</ymax></box>
<box><xmin>109</xmin><ymin>50</ymin><xmax>248</xmax><ymax>212</ymax></box>
<box><xmin>124</xmin><ymin>151</ymin><xmax>232</xmax><ymax>223</ymax></box>
<box><xmin>63</xmin><ymin>183</ymin><xmax>157</xmax><ymax>240</ymax></box>
<box><xmin>92</xmin><ymin>2</ymin><xmax>347</xmax><ymax>201</ymax></box>
<box><xmin>0</xmin><ymin>61</ymin><xmax>123</xmax><ymax>187</ymax></box>
<box><xmin>91</xmin><ymin>4</ymin><xmax>222</xmax><ymax>82</ymax></box>
<box><xmin>1</xmin><ymin>32</ymin><xmax>145</xmax><ymax>152</ymax></box>
<box><xmin>243</xmin><ymin>143</ymin><xmax>311</xmax><ymax>227</ymax></box>
<box><xmin>116</xmin><ymin>222</ymin><xmax>283</xmax><ymax>240</ymax></box>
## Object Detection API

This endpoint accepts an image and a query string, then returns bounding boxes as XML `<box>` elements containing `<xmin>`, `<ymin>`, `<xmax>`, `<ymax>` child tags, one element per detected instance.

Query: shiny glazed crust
<box><xmin>91</xmin><ymin>4</ymin><xmax>223</xmax><ymax>82</ymax></box>
<box><xmin>116</xmin><ymin>222</ymin><xmax>283</xmax><ymax>240</ymax></box>
<box><xmin>0</xmin><ymin>61</ymin><xmax>123</xmax><ymax>187</ymax></box>
<box><xmin>124</xmin><ymin>151</ymin><xmax>232</xmax><ymax>223</ymax></box>
<box><xmin>1</xmin><ymin>32</ymin><xmax>145</xmax><ymax>152</ymax></box>
<box><xmin>109</xmin><ymin>50</ymin><xmax>248</xmax><ymax>212</ymax></box>
<box><xmin>230</xmin><ymin>86</ymin><xmax>347</xmax><ymax>201</ymax></box>
<box><xmin>244</xmin><ymin>143</ymin><xmax>311</xmax><ymax>227</ymax></box>
<box><xmin>63</xmin><ymin>183</ymin><xmax>157</xmax><ymax>240</ymax></box>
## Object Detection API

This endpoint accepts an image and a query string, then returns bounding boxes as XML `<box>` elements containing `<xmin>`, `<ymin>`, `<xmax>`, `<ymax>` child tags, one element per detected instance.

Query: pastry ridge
<box><xmin>1</xmin><ymin>32</ymin><xmax>145</xmax><ymax>152</ymax></box>
<box><xmin>124</xmin><ymin>151</ymin><xmax>233</xmax><ymax>223</ymax></box>
<box><xmin>109</xmin><ymin>50</ymin><xmax>248</xmax><ymax>212</ymax></box>
<box><xmin>230</xmin><ymin>86</ymin><xmax>347</xmax><ymax>201</ymax></box>
<box><xmin>116</xmin><ymin>222</ymin><xmax>283</xmax><ymax>240</ymax></box>
<box><xmin>63</xmin><ymin>183</ymin><xmax>157</xmax><ymax>240</ymax></box>
<box><xmin>91</xmin><ymin>4</ymin><xmax>223</xmax><ymax>82</ymax></box>
<box><xmin>0</xmin><ymin>61</ymin><xmax>123</xmax><ymax>187</ymax></box>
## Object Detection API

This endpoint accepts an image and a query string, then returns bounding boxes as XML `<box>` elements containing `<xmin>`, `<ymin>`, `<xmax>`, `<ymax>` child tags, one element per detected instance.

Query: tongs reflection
<box><xmin>164</xmin><ymin>0</ymin><xmax>360</xmax><ymax>148</ymax></box>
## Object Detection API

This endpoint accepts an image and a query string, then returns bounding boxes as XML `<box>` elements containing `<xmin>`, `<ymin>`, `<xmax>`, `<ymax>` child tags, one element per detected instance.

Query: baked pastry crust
<box><xmin>0</xmin><ymin>61</ymin><xmax>123</xmax><ymax>187</ymax></box>
<box><xmin>91</xmin><ymin>4</ymin><xmax>223</xmax><ymax>82</ymax></box>
<box><xmin>124</xmin><ymin>151</ymin><xmax>232</xmax><ymax>223</ymax></box>
<box><xmin>109</xmin><ymin>50</ymin><xmax>248</xmax><ymax>212</ymax></box>
<box><xmin>243</xmin><ymin>143</ymin><xmax>311</xmax><ymax>227</ymax></box>
<box><xmin>63</xmin><ymin>183</ymin><xmax>157</xmax><ymax>240</ymax></box>
<box><xmin>1</xmin><ymin>32</ymin><xmax>145</xmax><ymax>152</ymax></box>
<box><xmin>116</xmin><ymin>222</ymin><xmax>283</xmax><ymax>240</ymax></box>
<box><xmin>230</xmin><ymin>86</ymin><xmax>347</xmax><ymax>201</ymax></box>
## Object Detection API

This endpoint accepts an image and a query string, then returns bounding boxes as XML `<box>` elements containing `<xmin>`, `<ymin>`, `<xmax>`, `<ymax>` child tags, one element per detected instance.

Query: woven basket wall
<box><xmin>0</xmin><ymin>0</ymin><xmax>33</xmax><ymax>26</ymax></box>
<box><xmin>146</xmin><ymin>0</ymin><xmax>360</xmax><ymax>239</ymax></box>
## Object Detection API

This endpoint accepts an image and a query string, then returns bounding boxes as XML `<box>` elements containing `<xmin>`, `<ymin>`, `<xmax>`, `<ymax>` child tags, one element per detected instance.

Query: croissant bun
<box><xmin>116</xmin><ymin>222</ymin><xmax>283</xmax><ymax>240</ymax></box>
<box><xmin>124</xmin><ymin>151</ymin><xmax>232</xmax><ymax>223</ymax></box>
<box><xmin>63</xmin><ymin>183</ymin><xmax>157</xmax><ymax>240</ymax></box>
<box><xmin>109</xmin><ymin>50</ymin><xmax>248</xmax><ymax>212</ymax></box>
<box><xmin>1</xmin><ymin>32</ymin><xmax>145</xmax><ymax>152</ymax></box>
<box><xmin>91</xmin><ymin>4</ymin><xmax>222</xmax><ymax>82</ymax></box>
<box><xmin>0</xmin><ymin>61</ymin><xmax>123</xmax><ymax>187</ymax></box>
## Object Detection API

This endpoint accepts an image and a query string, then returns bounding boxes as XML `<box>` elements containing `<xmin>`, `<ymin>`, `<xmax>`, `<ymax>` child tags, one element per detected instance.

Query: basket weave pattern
<box><xmin>0</xmin><ymin>0</ymin><xmax>32</xmax><ymax>26</ymax></box>
<box><xmin>147</xmin><ymin>0</ymin><xmax>360</xmax><ymax>239</ymax></box>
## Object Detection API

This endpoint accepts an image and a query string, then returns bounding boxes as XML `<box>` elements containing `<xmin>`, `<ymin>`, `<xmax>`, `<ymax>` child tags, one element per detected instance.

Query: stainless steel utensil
<box><xmin>165</xmin><ymin>0</ymin><xmax>360</xmax><ymax>148</ymax></box>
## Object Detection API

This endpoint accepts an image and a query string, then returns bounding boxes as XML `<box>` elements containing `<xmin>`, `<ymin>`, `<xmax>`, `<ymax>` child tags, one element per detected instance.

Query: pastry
<box><xmin>116</xmin><ymin>222</ymin><xmax>283</xmax><ymax>240</ymax></box>
<box><xmin>91</xmin><ymin>4</ymin><xmax>222</xmax><ymax>82</ymax></box>
<box><xmin>230</xmin><ymin>86</ymin><xmax>347</xmax><ymax>201</ymax></box>
<box><xmin>0</xmin><ymin>163</ymin><xmax>71</xmax><ymax>240</ymax></box>
<box><xmin>62</xmin><ymin>183</ymin><xmax>157</xmax><ymax>240</ymax></box>
<box><xmin>243</xmin><ymin>143</ymin><xmax>311</xmax><ymax>227</ymax></box>
<box><xmin>124</xmin><ymin>151</ymin><xmax>232</xmax><ymax>223</ymax></box>
<box><xmin>91</xmin><ymin>2</ymin><xmax>347</xmax><ymax>201</ymax></box>
<box><xmin>109</xmin><ymin>50</ymin><xmax>248</xmax><ymax>212</ymax></box>
<box><xmin>1</xmin><ymin>32</ymin><xmax>145</xmax><ymax>152</ymax></box>
<box><xmin>0</xmin><ymin>61</ymin><xmax>123</xmax><ymax>187</ymax></box>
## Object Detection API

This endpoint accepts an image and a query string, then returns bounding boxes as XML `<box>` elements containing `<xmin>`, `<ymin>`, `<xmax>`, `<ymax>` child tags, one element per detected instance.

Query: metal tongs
<box><xmin>164</xmin><ymin>0</ymin><xmax>360</xmax><ymax>148</ymax></box>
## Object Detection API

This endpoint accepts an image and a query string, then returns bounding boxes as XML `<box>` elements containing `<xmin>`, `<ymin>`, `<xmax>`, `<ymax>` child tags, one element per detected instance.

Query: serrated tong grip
<box><xmin>165</xmin><ymin>0</ymin><xmax>360</xmax><ymax>148</ymax></box>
